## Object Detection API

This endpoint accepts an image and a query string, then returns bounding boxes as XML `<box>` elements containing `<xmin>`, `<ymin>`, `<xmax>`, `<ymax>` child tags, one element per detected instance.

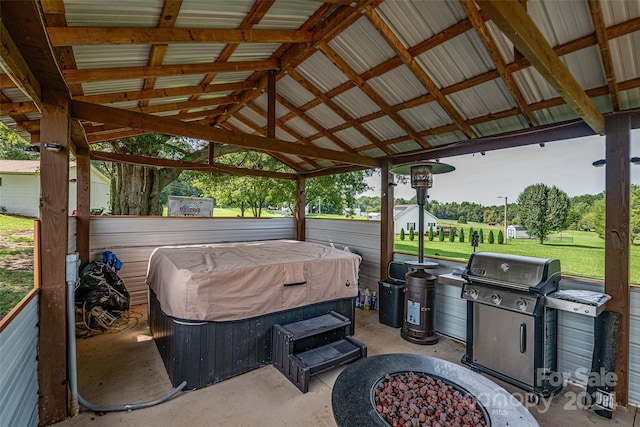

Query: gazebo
<box><xmin>0</xmin><ymin>1</ymin><xmax>638</xmax><ymax>425</ymax></box>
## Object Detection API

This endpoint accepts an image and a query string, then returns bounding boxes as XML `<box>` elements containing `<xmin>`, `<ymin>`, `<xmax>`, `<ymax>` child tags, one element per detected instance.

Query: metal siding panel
<box><xmin>0</xmin><ymin>295</ymin><xmax>39</xmax><ymax>427</ymax></box>
<box><xmin>211</xmin><ymin>71</ymin><xmax>255</xmax><ymax>82</ymax></box>
<box><xmin>239</xmin><ymin>106</ymin><xmax>268</xmax><ymax>127</ymax></box>
<box><xmin>226</xmin><ymin>117</ymin><xmax>255</xmax><ymax>134</ymax></box>
<box><xmin>398</xmin><ymin>101</ymin><xmax>453</xmax><ymax>131</ymax></box>
<box><xmin>333</xmin><ymin>127</ymin><xmax>371</xmax><ymax>149</ymax></box>
<box><xmin>284</xmin><ymin>117</ymin><xmax>317</xmax><ymax>138</ymax></box>
<box><xmin>562</xmin><ymin>46</ymin><xmax>607</xmax><ymax>91</ymax></box>
<box><xmin>527</xmin><ymin>0</ymin><xmax>594</xmax><ymax>47</ymax></box>
<box><xmin>2</xmin><ymin>88</ymin><xmax>31</xmax><ymax>103</ymax></box>
<box><xmin>64</xmin><ymin>0</ymin><xmax>163</xmax><ymax>27</ymax></box>
<box><xmin>253</xmin><ymin>94</ymin><xmax>290</xmax><ymax>119</ymax></box>
<box><xmin>513</xmin><ymin>67</ymin><xmax>558</xmax><ymax>104</ymax></box>
<box><xmin>630</xmin><ymin>288</ymin><xmax>640</xmax><ymax>405</ymax></box>
<box><xmin>610</xmin><ymin>32</ymin><xmax>640</xmax><ymax>83</ymax></box>
<box><xmin>620</xmin><ymin>88</ymin><xmax>640</xmax><ymax>110</ymax></box>
<box><xmin>311</xmin><ymin>137</ymin><xmax>343</xmax><ymax>151</ymax></box>
<box><xmin>254</xmin><ymin>1</ymin><xmax>321</xmax><ymax>30</ymax></box>
<box><xmin>359</xmin><ymin>147</ymin><xmax>386</xmax><ymax>158</ymax></box>
<box><xmin>277</xmin><ymin>75</ymin><xmax>317</xmax><ymax>107</ymax></box>
<box><xmin>328</xmin><ymin>16</ymin><xmax>397</xmax><ymax>74</ymax></box>
<box><xmin>361</xmin><ymin>116</ymin><xmax>407</xmax><ymax>140</ymax></box>
<box><xmin>229</xmin><ymin>43</ymin><xmax>282</xmax><ymax>62</ymax></box>
<box><xmin>275</xmin><ymin>127</ymin><xmax>297</xmax><ymax>143</ymax></box>
<box><xmin>147</xmin><ymin>96</ymin><xmax>192</xmax><ymax>106</ymax></box>
<box><xmin>73</xmin><ymin>45</ymin><xmax>151</xmax><ymax>69</ymax></box>
<box><xmin>387</xmin><ymin>140</ymin><xmax>423</xmax><ymax>154</ymax></box>
<box><xmin>306</xmin><ymin>104</ymin><xmax>346</xmax><ymax>129</ymax></box>
<box><xmin>296</xmin><ymin>51</ymin><xmax>350</xmax><ymax>93</ymax></box>
<box><xmin>424</xmin><ymin>131</ymin><xmax>467</xmax><ymax>147</ymax></box>
<box><xmin>154</xmin><ymin>75</ymin><xmax>209</xmax><ymax>89</ymax></box>
<box><xmin>163</xmin><ymin>43</ymin><xmax>226</xmax><ymax>65</ymax></box>
<box><xmin>81</xmin><ymin>79</ymin><xmax>145</xmax><ymax>96</ymax></box>
<box><xmin>174</xmin><ymin>0</ymin><xmax>253</xmax><ymax>28</ymax></box>
<box><xmin>447</xmin><ymin>79</ymin><xmax>516</xmax><ymax>120</ymax></box>
<box><xmin>470</xmin><ymin>115</ymin><xmax>528</xmax><ymax>138</ymax></box>
<box><xmin>533</xmin><ymin>104</ymin><xmax>579</xmax><ymax>126</ymax></box>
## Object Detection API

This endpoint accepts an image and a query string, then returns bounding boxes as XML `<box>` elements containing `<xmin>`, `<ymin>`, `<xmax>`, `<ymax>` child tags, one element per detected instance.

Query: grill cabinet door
<box><xmin>472</xmin><ymin>303</ymin><xmax>535</xmax><ymax>386</ymax></box>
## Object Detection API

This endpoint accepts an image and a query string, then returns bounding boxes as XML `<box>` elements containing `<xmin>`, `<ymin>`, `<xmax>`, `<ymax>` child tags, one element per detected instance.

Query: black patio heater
<box><xmin>390</xmin><ymin>162</ymin><xmax>455</xmax><ymax>345</ymax></box>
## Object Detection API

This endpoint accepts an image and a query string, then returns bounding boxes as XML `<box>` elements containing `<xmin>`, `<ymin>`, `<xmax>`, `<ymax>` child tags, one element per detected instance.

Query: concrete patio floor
<box><xmin>54</xmin><ymin>305</ymin><xmax>638</xmax><ymax>427</ymax></box>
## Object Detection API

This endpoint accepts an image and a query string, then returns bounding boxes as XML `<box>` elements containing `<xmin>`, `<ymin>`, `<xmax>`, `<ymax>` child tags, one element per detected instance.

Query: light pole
<box><xmin>498</xmin><ymin>196</ymin><xmax>507</xmax><ymax>244</ymax></box>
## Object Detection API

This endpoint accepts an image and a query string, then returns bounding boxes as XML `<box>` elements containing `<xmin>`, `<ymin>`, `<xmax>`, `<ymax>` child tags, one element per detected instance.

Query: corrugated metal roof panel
<box><xmin>153</xmin><ymin>110</ymin><xmax>182</xmax><ymax>117</ymax></box>
<box><xmin>527</xmin><ymin>0</ymin><xmax>594</xmax><ymax>47</ymax></box>
<box><xmin>334</xmin><ymin>128</ymin><xmax>370</xmax><ymax>149</ymax></box>
<box><xmin>512</xmin><ymin>67</ymin><xmax>557</xmax><ymax>104</ymax></box>
<box><xmin>277</xmin><ymin>75</ymin><xmax>316</xmax><ymax>107</ymax></box>
<box><xmin>447</xmin><ymin>78</ymin><xmax>516</xmax><ymax>120</ymax></box>
<box><xmin>375</xmin><ymin>1</ymin><xmax>465</xmax><ymax>48</ymax></box>
<box><xmin>601</xmin><ymin>0</ymin><xmax>640</xmax><ymax>26</ymax></box>
<box><xmin>64</xmin><ymin>0</ymin><xmax>163</xmax><ymax>26</ymax></box>
<box><xmin>316</xmin><ymin>159</ymin><xmax>336</xmax><ymax>167</ymax></box>
<box><xmin>368</xmin><ymin>65</ymin><xmax>428</xmax><ymax>105</ymax></box>
<box><xmin>163</xmin><ymin>44</ymin><xmax>226</xmax><ymax>65</ymax></box>
<box><xmin>1</xmin><ymin>88</ymin><xmax>31</xmax><ymax>103</ymax></box>
<box><xmin>328</xmin><ymin>16</ymin><xmax>396</xmax><ymax>74</ymax></box>
<box><xmin>306</xmin><ymin>104</ymin><xmax>346</xmax><ymax>129</ymax></box>
<box><xmin>253</xmin><ymin>93</ymin><xmax>290</xmax><ymax>119</ymax></box>
<box><xmin>331</xmin><ymin>87</ymin><xmax>380</xmax><ymax>119</ymax></box>
<box><xmin>238</xmin><ymin>106</ymin><xmax>267</xmax><ymax>128</ymax></box>
<box><xmin>254</xmin><ymin>1</ymin><xmax>322</xmax><ymax>30</ymax></box>
<box><xmin>398</xmin><ymin>101</ymin><xmax>453</xmax><ymax>131</ymax></box>
<box><xmin>416</xmin><ymin>32</ymin><xmax>494</xmax><ymax>88</ymax></box>
<box><xmin>387</xmin><ymin>139</ymin><xmax>423</xmax><ymax>154</ymax></box>
<box><xmin>424</xmin><ymin>130</ymin><xmax>467</xmax><ymax>147</ymax></box>
<box><xmin>361</xmin><ymin>116</ymin><xmax>407</xmax><ymax>141</ymax></box>
<box><xmin>147</xmin><ymin>96</ymin><xmax>191</xmax><ymax>106</ymax></box>
<box><xmin>485</xmin><ymin>20</ymin><xmax>514</xmax><ymax>64</ymax></box>
<box><xmin>312</xmin><ymin>137</ymin><xmax>343</xmax><ymax>152</ymax></box>
<box><xmin>81</xmin><ymin>79</ymin><xmax>145</xmax><ymax>96</ymax></box>
<box><xmin>107</xmin><ymin>101</ymin><xmax>141</xmax><ymax>109</ymax></box>
<box><xmin>359</xmin><ymin>147</ymin><xmax>386</xmax><ymax>158</ymax></box>
<box><xmin>533</xmin><ymin>103</ymin><xmax>578</xmax><ymax>125</ymax></box>
<box><xmin>24</xmin><ymin>113</ymin><xmax>42</xmax><ymax>121</ymax></box>
<box><xmin>610</xmin><ymin>32</ymin><xmax>640</xmax><ymax>83</ymax></box>
<box><xmin>562</xmin><ymin>46</ymin><xmax>606</xmax><ymax>90</ymax></box>
<box><xmin>284</xmin><ymin>117</ymin><xmax>318</xmax><ymax>138</ymax></box>
<box><xmin>226</xmin><ymin>116</ymin><xmax>254</xmax><ymax>134</ymax></box>
<box><xmin>73</xmin><ymin>45</ymin><xmax>151</xmax><ymax>69</ymax></box>
<box><xmin>275</xmin><ymin>127</ymin><xmax>297</xmax><ymax>142</ymax></box>
<box><xmin>620</xmin><ymin>88</ymin><xmax>640</xmax><ymax>110</ymax></box>
<box><xmin>174</xmin><ymin>0</ymin><xmax>252</xmax><ymax>29</ymax></box>
<box><xmin>229</xmin><ymin>43</ymin><xmax>282</xmax><ymax>62</ymax></box>
<box><xmin>470</xmin><ymin>115</ymin><xmax>528</xmax><ymax>137</ymax></box>
<box><xmin>296</xmin><ymin>51</ymin><xmax>350</xmax><ymax>92</ymax></box>
<box><xmin>154</xmin><ymin>75</ymin><xmax>208</xmax><ymax>89</ymax></box>
<box><xmin>198</xmin><ymin>92</ymin><xmax>233</xmax><ymax>100</ymax></box>
<box><xmin>592</xmin><ymin>94</ymin><xmax>614</xmax><ymax>113</ymax></box>
<box><xmin>282</xmin><ymin>153</ymin><xmax>305</xmax><ymax>165</ymax></box>
<box><xmin>211</xmin><ymin>71</ymin><xmax>255</xmax><ymax>83</ymax></box>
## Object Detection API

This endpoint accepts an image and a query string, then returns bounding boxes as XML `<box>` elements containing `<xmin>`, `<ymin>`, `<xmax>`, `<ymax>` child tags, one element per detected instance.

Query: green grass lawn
<box><xmin>395</xmin><ymin>223</ymin><xmax>640</xmax><ymax>284</ymax></box>
<box><xmin>0</xmin><ymin>215</ymin><xmax>35</xmax><ymax>319</ymax></box>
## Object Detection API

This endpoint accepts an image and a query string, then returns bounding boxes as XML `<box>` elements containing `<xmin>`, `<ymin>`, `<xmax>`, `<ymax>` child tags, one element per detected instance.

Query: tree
<box><xmin>428</xmin><ymin>225</ymin><xmax>434</xmax><ymax>241</ymax></box>
<box><xmin>518</xmin><ymin>184</ymin><xmax>570</xmax><ymax>244</ymax></box>
<box><xmin>400</xmin><ymin>228</ymin><xmax>405</xmax><ymax>241</ymax></box>
<box><xmin>498</xmin><ymin>230</ymin><xmax>504</xmax><ymax>244</ymax></box>
<box><xmin>409</xmin><ymin>227</ymin><xmax>415</xmax><ymax>241</ymax></box>
<box><xmin>0</xmin><ymin>123</ymin><xmax>32</xmax><ymax>160</ymax></box>
<box><xmin>479</xmin><ymin>228</ymin><xmax>484</xmax><ymax>243</ymax></box>
<box><xmin>439</xmin><ymin>228</ymin><xmax>445</xmax><ymax>241</ymax></box>
<box><xmin>458</xmin><ymin>215</ymin><xmax>467</xmax><ymax>224</ymax></box>
<box><xmin>449</xmin><ymin>228</ymin><xmax>455</xmax><ymax>242</ymax></box>
<box><xmin>488</xmin><ymin>230</ymin><xmax>495</xmax><ymax>244</ymax></box>
<box><xmin>459</xmin><ymin>228</ymin><xmax>465</xmax><ymax>243</ymax></box>
<box><xmin>631</xmin><ymin>185</ymin><xmax>640</xmax><ymax>244</ymax></box>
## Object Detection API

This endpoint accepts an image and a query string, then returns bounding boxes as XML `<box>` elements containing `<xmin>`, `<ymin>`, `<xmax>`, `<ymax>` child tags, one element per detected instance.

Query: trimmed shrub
<box><xmin>498</xmin><ymin>230</ymin><xmax>504</xmax><ymax>244</ymax></box>
<box><xmin>469</xmin><ymin>227</ymin><xmax>474</xmax><ymax>238</ymax></box>
<box><xmin>409</xmin><ymin>227</ymin><xmax>415</xmax><ymax>241</ymax></box>
<box><xmin>400</xmin><ymin>228</ymin><xmax>405</xmax><ymax>240</ymax></box>
<box><xmin>449</xmin><ymin>228</ymin><xmax>455</xmax><ymax>242</ymax></box>
<box><xmin>439</xmin><ymin>228</ymin><xmax>445</xmax><ymax>242</ymax></box>
<box><xmin>459</xmin><ymin>228</ymin><xmax>465</xmax><ymax>243</ymax></box>
<box><xmin>488</xmin><ymin>230</ymin><xmax>495</xmax><ymax>244</ymax></box>
<box><xmin>479</xmin><ymin>229</ymin><xmax>484</xmax><ymax>243</ymax></box>
<box><xmin>428</xmin><ymin>225</ymin><xmax>434</xmax><ymax>241</ymax></box>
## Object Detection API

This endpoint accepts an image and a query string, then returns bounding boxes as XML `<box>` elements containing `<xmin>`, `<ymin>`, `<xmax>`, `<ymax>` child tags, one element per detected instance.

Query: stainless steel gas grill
<box><xmin>461</xmin><ymin>252</ymin><xmax>562</xmax><ymax>398</ymax></box>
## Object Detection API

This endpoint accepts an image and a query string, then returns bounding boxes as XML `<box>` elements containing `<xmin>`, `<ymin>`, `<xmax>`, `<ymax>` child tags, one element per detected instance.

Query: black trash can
<box><xmin>378</xmin><ymin>280</ymin><xmax>405</xmax><ymax>328</ymax></box>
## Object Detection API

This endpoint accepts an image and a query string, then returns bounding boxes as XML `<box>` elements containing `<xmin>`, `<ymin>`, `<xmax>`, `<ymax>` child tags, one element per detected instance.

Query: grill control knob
<box><xmin>490</xmin><ymin>294</ymin><xmax>502</xmax><ymax>305</ymax></box>
<box><xmin>516</xmin><ymin>299</ymin><xmax>528</xmax><ymax>311</ymax></box>
<box><xmin>467</xmin><ymin>289</ymin><xmax>479</xmax><ymax>299</ymax></box>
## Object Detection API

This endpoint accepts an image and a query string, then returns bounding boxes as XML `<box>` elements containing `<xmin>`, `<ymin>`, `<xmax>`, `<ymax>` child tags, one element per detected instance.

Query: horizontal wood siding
<box><xmin>630</xmin><ymin>287</ymin><xmax>640</xmax><ymax>405</ymax></box>
<box><xmin>89</xmin><ymin>217</ymin><xmax>295</xmax><ymax>305</ymax></box>
<box><xmin>305</xmin><ymin>219</ymin><xmax>380</xmax><ymax>292</ymax></box>
<box><xmin>0</xmin><ymin>295</ymin><xmax>39</xmax><ymax>427</ymax></box>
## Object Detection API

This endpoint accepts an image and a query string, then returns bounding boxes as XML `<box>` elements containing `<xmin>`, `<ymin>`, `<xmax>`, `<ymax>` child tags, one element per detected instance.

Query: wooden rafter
<box><xmin>70</xmin><ymin>100</ymin><xmax>379</xmax><ymax>168</ymax></box>
<box><xmin>62</xmin><ymin>60</ymin><xmax>279</xmax><ymax>84</ymax></box>
<box><xmin>459</xmin><ymin>0</ymin><xmax>535</xmax><ymax>127</ymax></box>
<box><xmin>0</xmin><ymin>21</ymin><xmax>42</xmax><ymax>109</ymax></box>
<box><xmin>588</xmin><ymin>0</ymin><xmax>620</xmax><ymax>111</ymax></box>
<box><xmin>364</xmin><ymin>6</ymin><xmax>475</xmax><ymax>138</ymax></box>
<box><xmin>477</xmin><ymin>0</ymin><xmax>604</xmax><ymax>134</ymax></box>
<box><xmin>318</xmin><ymin>42</ymin><xmax>428</xmax><ymax>148</ymax></box>
<box><xmin>0</xmin><ymin>101</ymin><xmax>39</xmax><ymax>115</ymax></box>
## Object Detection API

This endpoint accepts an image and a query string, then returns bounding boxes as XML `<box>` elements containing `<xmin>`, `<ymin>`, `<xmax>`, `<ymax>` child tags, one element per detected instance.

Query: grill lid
<box><xmin>463</xmin><ymin>252</ymin><xmax>560</xmax><ymax>294</ymax></box>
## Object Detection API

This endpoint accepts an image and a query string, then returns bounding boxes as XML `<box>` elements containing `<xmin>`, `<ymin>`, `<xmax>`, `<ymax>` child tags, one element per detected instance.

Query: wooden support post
<box><xmin>75</xmin><ymin>146</ymin><xmax>90</xmax><ymax>266</ymax></box>
<box><xmin>296</xmin><ymin>176</ymin><xmax>306</xmax><ymax>241</ymax></box>
<box><xmin>604</xmin><ymin>113</ymin><xmax>630</xmax><ymax>406</ymax></box>
<box><xmin>38</xmin><ymin>90</ymin><xmax>70</xmax><ymax>425</ymax></box>
<box><xmin>380</xmin><ymin>159</ymin><xmax>394</xmax><ymax>280</ymax></box>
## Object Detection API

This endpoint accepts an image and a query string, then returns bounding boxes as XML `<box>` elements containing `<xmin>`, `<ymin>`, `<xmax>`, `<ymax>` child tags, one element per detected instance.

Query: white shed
<box><xmin>394</xmin><ymin>204</ymin><xmax>439</xmax><ymax>235</ymax></box>
<box><xmin>507</xmin><ymin>225</ymin><xmax>530</xmax><ymax>239</ymax></box>
<box><xmin>0</xmin><ymin>160</ymin><xmax>111</xmax><ymax>217</ymax></box>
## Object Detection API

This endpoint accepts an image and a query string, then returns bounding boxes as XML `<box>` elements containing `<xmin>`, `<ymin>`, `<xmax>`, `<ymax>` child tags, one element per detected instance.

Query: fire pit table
<box><xmin>332</xmin><ymin>353</ymin><xmax>538</xmax><ymax>427</ymax></box>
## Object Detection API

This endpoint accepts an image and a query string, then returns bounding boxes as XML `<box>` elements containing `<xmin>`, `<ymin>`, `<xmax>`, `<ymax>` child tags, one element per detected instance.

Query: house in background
<box><xmin>394</xmin><ymin>204</ymin><xmax>439</xmax><ymax>235</ymax></box>
<box><xmin>0</xmin><ymin>160</ymin><xmax>111</xmax><ymax>217</ymax></box>
<box><xmin>507</xmin><ymin>224</ymin><xmax>531</xmax><ymax>239</ymax></box>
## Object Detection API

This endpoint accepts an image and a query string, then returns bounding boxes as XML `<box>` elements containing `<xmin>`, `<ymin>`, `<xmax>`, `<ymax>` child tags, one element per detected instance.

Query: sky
<box><xmin>360</xmin><ymin>130</ymin><xmax>640</xmax><ymax>207</ymax></box>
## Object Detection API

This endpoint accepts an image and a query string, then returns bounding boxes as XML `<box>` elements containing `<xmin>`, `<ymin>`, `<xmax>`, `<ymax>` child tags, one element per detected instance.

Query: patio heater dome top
<box><xmin>389</xmin><ymin>161</ymin><xmax>455</xmax><ymax>177</ymax></box>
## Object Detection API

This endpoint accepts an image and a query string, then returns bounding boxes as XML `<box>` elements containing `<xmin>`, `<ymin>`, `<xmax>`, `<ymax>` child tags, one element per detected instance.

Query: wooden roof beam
<box><xmin>364</xmin><ymin>6</ymin><xmax>475</xmax><ymax>139</ymax></box>
<box><xmin>0</xmin><ymin>101</ymin><xmax>39</xmax><ymax>115</ymax></box>
<box><xmin>477</xmin><ymin>0</ymin><xmax>604</xmax><ymax>134</ymax></box>
<box><xmin>460</xmin><ymin>0</ymin><xmax>536</xmax><ymax>127</ymax></box>
<box><xmin>588</xmin><ymin>0</ymin><xmax>620</xmax><ymax>111</ymax></box>
<box><xmin>47</xmin><ymin>27</ymin><xmax>312</xmax><ymax>46</ymax></box>
<box><xmin>90</xmin><ymin>150</ymin><xmax>297</xmax><ymax>179</ymax></box>
<box><xmin>70</xmin><ymin>100</ymin><xmax>379</xmax><ymax>168</ymax></box>
<box><xmin>0</xmin><ymin>21</ymin><xmax>42</xmax><ymax>110</ymax></box>
<box><xmin>63</xmin><ymin>60</ymin><xmax>278</xmax><ymax>84</ymax></box>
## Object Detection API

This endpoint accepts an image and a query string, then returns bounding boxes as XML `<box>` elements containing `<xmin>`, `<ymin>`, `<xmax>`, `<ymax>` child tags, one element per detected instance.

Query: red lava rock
<box><xmin>373</xmin><ymin>373</ymin><xmax>487</xmax><ymax>427</ymax></box>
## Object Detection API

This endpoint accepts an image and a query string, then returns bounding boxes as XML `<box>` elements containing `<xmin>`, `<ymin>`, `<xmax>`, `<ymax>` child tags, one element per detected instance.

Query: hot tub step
<box><xmin>273</xmin><ymin>312</ymin><xmax>367</xmax><ymax>393</ymax></box>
